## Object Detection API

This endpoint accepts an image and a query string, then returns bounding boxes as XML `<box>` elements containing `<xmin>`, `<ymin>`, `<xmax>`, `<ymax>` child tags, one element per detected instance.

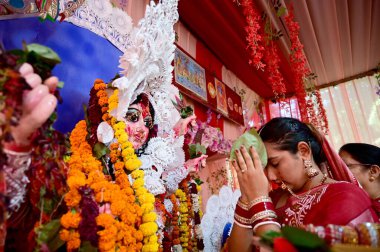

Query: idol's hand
<box><xmin>173</xmin><ymin>114</ymin><xmax>197</xmax><ymax>137</ymax></box>
<box><xmin>4</xmin><ymin>63</ymin><xmax>58</xmax><ymax>149</ymax></box>
<box><xmin>185</xmin><ymin>154</ymin><xmax>208</xmax><ymax>172</ymax></box>
<box><xmin>231</xmin><ymin>146</ymin><xmax>270</xmax><ymax>203</ymax></box>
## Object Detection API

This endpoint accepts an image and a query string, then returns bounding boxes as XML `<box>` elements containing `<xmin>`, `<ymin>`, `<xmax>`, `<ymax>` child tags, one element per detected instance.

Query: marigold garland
<box><xmin>60</xmin><ymin>79</ymin><xmax>159</xmax><ymax>251</ymax></box>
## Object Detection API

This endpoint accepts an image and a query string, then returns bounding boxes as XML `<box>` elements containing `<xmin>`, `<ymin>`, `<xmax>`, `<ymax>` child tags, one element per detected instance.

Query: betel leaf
<box><xmin>230</xmin><ymin>128</ymin><xmax>268</xmax><ymax>168</ymax></box>
<box><xmin>180</xmin><ymin>106</ymin><xmax>194</xmax><ymax>119</ymax></box>
<box><xmin>26</xmin><ymin>43</ymin><xmax>61</xmax><ymax>64</ymax></box>
<box><xmin>260</xmin><ymin>230</ymin><xmax>282</xmax><ymax>247</ymax></box>
<box><xmin>282</xmin><ymin>226</ymin><xmax>328</xmax><ymax>250</ymax></box>
<box><xmin>93</xmin><ymin>142</ymin><xmax>109</xmax><ymax>159</ymax></box>
<box><xmin>188</xmin><ymin>143</ymin><xmax>206</xmax><ymax>159</ymax></box>
<box><xmin>35</xmin><ymin>219</ymin><xmax>65</xmax><ymax>252</ymax></box>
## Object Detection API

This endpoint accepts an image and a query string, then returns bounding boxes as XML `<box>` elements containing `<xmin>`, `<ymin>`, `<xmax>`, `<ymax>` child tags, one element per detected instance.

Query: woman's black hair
<box><xmin>339</xmin><ymin>143</ymin><xmax>380</xmax><ymax>168</ymax></box>
<box><xmin>258</xmin><ymin>117</ymin><xmax>326</xmax><ymax>165</ymax></box>
<box><xmin>131</xmin><ymin>93</ymin><xmax>157</xmax><ymax>157</ymax></box>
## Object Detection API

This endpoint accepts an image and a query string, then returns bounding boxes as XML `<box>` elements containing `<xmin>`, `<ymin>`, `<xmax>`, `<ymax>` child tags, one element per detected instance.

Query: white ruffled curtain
<box><xmin>320</xmin><ymin>75</ymin><xmax>380</xmax><ymax>150</ymax></box>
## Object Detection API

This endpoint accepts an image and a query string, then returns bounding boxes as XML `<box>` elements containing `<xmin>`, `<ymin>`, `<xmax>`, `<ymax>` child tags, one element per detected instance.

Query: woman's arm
<box><xmin>228</xmin><ymin>146</ymin><xmax>281</xmax><ymax>251</ymax></box>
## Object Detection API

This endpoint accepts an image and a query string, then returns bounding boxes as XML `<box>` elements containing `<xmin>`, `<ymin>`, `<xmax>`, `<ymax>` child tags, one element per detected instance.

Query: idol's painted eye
<box><xmin>125</xmin><ymin>108</ymin><xmax>141</xmax><ymax>123</ymax></box>
<box><xmin>144</xmin><ymin>116</ymin><xmax>153</xmax><ymax>129</ymax></box>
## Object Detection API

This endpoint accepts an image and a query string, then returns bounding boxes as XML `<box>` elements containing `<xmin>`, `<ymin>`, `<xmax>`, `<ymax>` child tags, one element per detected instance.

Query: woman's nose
<box><xmin>266</xmin><ymin>167</ymin><xmax>278</xmax><ymax>181</ymax></box>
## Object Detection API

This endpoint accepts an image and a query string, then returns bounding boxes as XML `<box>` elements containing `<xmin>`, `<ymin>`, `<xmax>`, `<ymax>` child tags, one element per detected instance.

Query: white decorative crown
<box><xmin>112</xmin><ymin>0</ymin><xmax>180</xmax><ymax>135</ymax></box>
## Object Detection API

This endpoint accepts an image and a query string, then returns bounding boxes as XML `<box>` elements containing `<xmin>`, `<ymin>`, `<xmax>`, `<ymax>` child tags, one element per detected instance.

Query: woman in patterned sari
<box><xmin>229</xmin><ymin>117</ymin><xmax>378</xmax><ymax>252</ymax></box>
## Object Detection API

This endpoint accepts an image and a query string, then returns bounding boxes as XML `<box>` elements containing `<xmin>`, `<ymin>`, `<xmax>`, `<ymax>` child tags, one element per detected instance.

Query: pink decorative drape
<box><xmin>321</xmin><ymin>75</ymin><xmax>380</xmax><ymax>150</ymax></box>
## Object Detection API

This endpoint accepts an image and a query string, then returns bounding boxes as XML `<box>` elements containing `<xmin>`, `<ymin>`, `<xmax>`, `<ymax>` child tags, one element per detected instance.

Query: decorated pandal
<box><xmin>0</xmin><ymin>1</ymin><xmax>380</xmax><ymax>252</ymax></box>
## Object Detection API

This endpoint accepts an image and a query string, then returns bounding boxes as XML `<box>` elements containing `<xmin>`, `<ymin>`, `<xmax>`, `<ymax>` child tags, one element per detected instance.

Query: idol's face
<box><xmin>124</xmin><ymin>101</ymin><xmax>153</xmax><ymax>149</ymax></box>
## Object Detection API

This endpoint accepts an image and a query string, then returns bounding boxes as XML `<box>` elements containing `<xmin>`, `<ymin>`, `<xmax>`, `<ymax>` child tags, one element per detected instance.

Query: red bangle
<box><xmin>3</xmin><ymin>142</ymin><xmax>32</xmax><ymax>152</ymax></box>
<box><xmin>235</xmin><ymin>201</ymin><xmax>275</xmax><ymax>218</ymax></box>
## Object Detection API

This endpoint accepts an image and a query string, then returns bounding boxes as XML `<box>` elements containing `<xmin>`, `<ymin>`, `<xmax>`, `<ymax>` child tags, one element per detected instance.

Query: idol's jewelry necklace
<box><xmin>282</xmin><ymin>173</ymin><xmax>328</xmax><ymax>200</ymax></box>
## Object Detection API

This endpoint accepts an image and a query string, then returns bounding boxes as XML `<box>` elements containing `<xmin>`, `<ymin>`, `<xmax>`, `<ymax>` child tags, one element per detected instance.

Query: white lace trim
<box><xmin>65</xmin><ymin>0</ymin><xmax>133</xmax><ymax>53</ymax></box>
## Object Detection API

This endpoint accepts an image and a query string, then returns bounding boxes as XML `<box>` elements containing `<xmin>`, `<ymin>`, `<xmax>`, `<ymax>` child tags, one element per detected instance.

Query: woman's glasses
<box><xmin>125</xmin><ymin>108</ymin><xmax>153</xmax><ymax>129</ymax></box>
<box><xmin>346</xmin><ymin>163</ymin><xmax>373</xmax><ymax>169</ymax></box>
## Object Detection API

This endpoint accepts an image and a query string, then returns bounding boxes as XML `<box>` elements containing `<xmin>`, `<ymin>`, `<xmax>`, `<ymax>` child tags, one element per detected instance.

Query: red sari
<box><xmin>272</xmin><ymin>182</ymin><xmax>379</xmax><ymax>227</ymax></box>
<box><xmin>372</xmin><ymin>197</ymin><xmax>380</xmax><ymax>221</ymax></box>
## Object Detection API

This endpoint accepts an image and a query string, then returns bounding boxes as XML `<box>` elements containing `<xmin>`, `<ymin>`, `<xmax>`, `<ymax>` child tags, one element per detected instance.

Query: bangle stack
<box><xmin>234</xmin><ymin>196</ymin><xmax>280</xmax><ymax>232</ymax></box>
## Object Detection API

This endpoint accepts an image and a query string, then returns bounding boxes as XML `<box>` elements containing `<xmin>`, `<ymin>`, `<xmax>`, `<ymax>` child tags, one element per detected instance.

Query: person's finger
<box><xmin>23</xmin><ymin>85</ymin><xmax>49</xmax><ymax>113</ymax></box>
<box><xmin>24</xmin><ymin>94</ymin><xmax>57</xmax><ymax>127</ymax></box>
<box><xmin>241</xmin><ymin>146</ymin><xmax>254</xmax><ymax>172</ymax></box>
<box><xmin>24</xmin><ymin>73</ymin><xmax>42</xmax><ymax>88</ymax></box>
<box><xmin>18</xmin><ymin>63</ymin><xmax>34</xmax><ymax>76</ymax></box>
<box><xmin>44</xmin><ymin>76</ymin><xmax>59</xmax><ymax>92</ymax></box>
<box><xmin>235</xmin><ymin>149</ymin><xmax>248</xmax><ymax>173</ymax></box>
<box><xmin>250</xmin><ymin>146</ymin><xmax>263</xmax><ymax>170</ymax></box>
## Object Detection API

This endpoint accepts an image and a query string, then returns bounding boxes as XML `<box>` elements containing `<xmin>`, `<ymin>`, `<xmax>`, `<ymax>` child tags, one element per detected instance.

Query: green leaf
<box><xmin>180</xmin><ymin>106</ymin><xmax>194</xmax><ymax>119</ymax></box>
<box><xmin>194</xmin><ymin>177</ymin><xmax>204</xmax><ymax>185</ymax></box>
<box><xmin>230</xmin><ymin>128</ymin><xmax>268</xmax><ymax>168</ymax></box>
<box><xmin>35</xmin><ymin>219</ymin><xmax>65</xmax><ymax>251</ymax></box>
<box><xmin>93</xmin><ymin>142</ymin><xmax>109</xmax><ymax>159</ymax></box>
<box><xmin>188</xmin><ymin>143</ymin><xmax>206</xmax><ymax>159</ymax></box>
<box><xmin>26</xmin><ymin>43</ymin><xmax>61</xmax><ymax>64</ymax></box>
<box><xmin>79</xmin><ymin>241</ymin><xmax>98</xmax><ymax>252</ymax></box>
<box><xmin>282</xmin><ymin>226</ymin><xmax>327</xmax><ymax>249</ymax></box>
<box><xmin>276</xmin><ymin>6</ymin><xmax>286</xmax><ymax>17</ymax></box>
<box><xmin>260</xmin><ymin>230</ymin><xmax>282</xmax><ymax>246</ymax></box>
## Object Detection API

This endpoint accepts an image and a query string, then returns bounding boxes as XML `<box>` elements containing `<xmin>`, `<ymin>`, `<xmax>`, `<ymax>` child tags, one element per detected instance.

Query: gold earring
<box><xmin>369</xmin><ymin>176</ymin><xmax>375</xmax><ymax>182</ymax></box>
<box><xmin>304</xmin><ymin>160</ymin><xmax>319</xmax><ymax>178</ymax></box>
<box><xmin>281</xmin><ymin>182</ymin><xmax>287</xmax><ymax>190</ymax></box>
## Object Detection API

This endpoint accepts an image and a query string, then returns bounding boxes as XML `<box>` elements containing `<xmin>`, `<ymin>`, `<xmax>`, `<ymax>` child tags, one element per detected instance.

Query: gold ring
<box><xmin>241</xmin><ymin>169</ymin><xmax>247</xmax><ymax>173</ymax></box>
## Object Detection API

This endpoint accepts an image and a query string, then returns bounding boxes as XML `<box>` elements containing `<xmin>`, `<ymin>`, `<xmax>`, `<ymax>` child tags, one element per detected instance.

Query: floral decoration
<box><xmin>240</xmin><ymin>0</ymin><xmax>266</xmax><ymax>70</ymax></box>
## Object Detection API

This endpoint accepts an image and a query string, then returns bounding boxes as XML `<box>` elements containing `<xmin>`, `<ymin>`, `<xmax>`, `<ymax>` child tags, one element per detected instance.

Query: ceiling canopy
<box><xmin>178</xmin><ymin>0</ymin><xmax>380</xmax><ymax>98</ymax></box>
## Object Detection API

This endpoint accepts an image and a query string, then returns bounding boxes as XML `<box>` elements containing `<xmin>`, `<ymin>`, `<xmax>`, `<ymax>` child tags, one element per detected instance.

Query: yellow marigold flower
<box><xmin>96</xmin><ymin>213</ymin><xmax>115</xmax><ymax>228</ymax></box>
<box><xmin>135</xmin><ymin>187</ymin><xmax>148</xmax><ymax>196</ymax></box>
<box><xmin>140</xmin><ymin>222</ymin><xmax>158</xmax><ymax>237</ymax></box>
<box><xmin>196</xmin><ymin>185</ymin><xmax>201</xmax><ymax>192</ymax></box>
<box><xmin>61</xmin><ymin>212</ymin><xmax>81</xmax><ymax>229</ymax></box>
<box><xmin>142</xmin><ymin>243</ymin><xmax>159</xmax><ymax>252</ymax></box>
<box><xmin>114</xmin><ymin>129</ymin><xmax>126</xmax><ymax>138</ymax></box>
<box><xmin>113</xmin><ymin>121</ymin><xmax>125</xmax><ymax>130</ymax></box>
<box><xmin>125</xmin><ymin>158</ymin><xmax>142</xmax><ymax>171</ymax></box>
<box><xmin>142</xmin><ymin>212</ymin><xmax>157</xmax><ymax>223</ymax></box>
<box><xmin>179</xmin><ymin>205</ymin><xmax>188</xmax><ymax>213</ymax></box>
<box><xmin>148</xmin><ymin>235</ymin><xmax>158</xmax><ymax>244</ymax></box>
<box><xmin>132</xmin><ymin>178</ymin><xmax>145</xmax><ymax>190</ymax></box>
<box><xmin>141</xmin><ymin>203</ymin><xmax>154</xmax><ymax>213</ymax></box>
<box><xmin>121</xmin><ymin>141</ymin><xmax>133</xmax><ymax>149</ymax></box>
<box><xmin>138</xmin><ymin>193</ymin><xmax>155</xmax><ymax>205</ymax></box>
<box><xmin>117</xmin><ymin>134</ymin><xmax>129</xmax><ymax>144</ymax></box>
<box><xmin>131</xmin><ymin>170</ymin><xmax>144</xmax><ymax>179</ymax></box>
<box><xmin>121</xmin><ymin>147</ymin><xmax>134</xmax><ymax>157</ymax></box>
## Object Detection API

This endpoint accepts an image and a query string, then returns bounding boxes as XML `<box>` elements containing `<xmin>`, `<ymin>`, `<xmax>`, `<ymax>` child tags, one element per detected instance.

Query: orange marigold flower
<box><xmin>134</xmin><ymin>230</ymin><xmax>144</xmax><ymax>241</ymax></box>
<box><xmin>96</xmin><ymin>213</ymin><xmax>115</xmax><ymax>228</ymax></box>
<box><xmin>61</xmin><ymin>212</ymin><xmax>81</xmax><ymax>229</ymax></box>
<box><xmin>59</xmin><ymin>229</ymin><xmax>70</xmax><ymax>241</ymax></box>
<box><xmin>114</xmin><ymin>162</ymin><xmax>124</xmax><ymax>171</ymax></box>
<box><xmin>67</xmin><ymin>176</ymin><xmax>86</xmax><ymax>190</ymax></box>
<box><xmin>102</xmin><ymin>113</ymin><xmax>109</xmax><ymax>121</ymax></box>
<box><xmin>64</xmin><ymin>189</ymin><xmax>81</xmax><ymax>207</ymax></box>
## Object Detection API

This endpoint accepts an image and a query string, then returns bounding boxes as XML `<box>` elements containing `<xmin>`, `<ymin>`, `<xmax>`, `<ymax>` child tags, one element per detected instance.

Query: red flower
<box><xmin>273</xmin><ymin>237</ymin><xmax>298</xmax><ymax>252</ymax></box>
